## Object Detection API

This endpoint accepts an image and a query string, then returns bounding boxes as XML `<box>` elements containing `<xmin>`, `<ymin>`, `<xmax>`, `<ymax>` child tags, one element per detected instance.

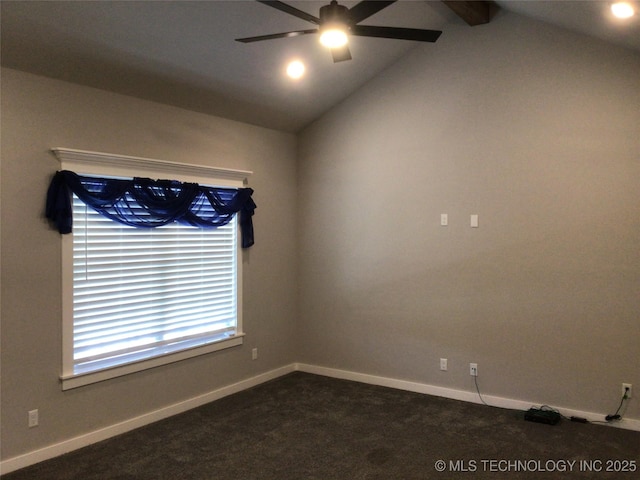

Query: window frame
<box><xmin>53</xmin><ymin>148</ymin><xmax>252</xmax><ymax>390</ymax></box>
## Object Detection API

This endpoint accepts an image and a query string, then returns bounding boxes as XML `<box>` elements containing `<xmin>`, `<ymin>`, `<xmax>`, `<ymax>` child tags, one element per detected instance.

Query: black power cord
<box><xmin>473</xmin><ymin>374</ymin><xmax>490</xmax><ymax>406</ymax></box>
<box><xmin>605</xmin><ymin>386</ymin><xmax>631</xmax><ymax>422</ymax></box>
<box><xmin>472</xmin><ymin>377</ymin><xmax>631</xmax><ymax>426</ymax></box>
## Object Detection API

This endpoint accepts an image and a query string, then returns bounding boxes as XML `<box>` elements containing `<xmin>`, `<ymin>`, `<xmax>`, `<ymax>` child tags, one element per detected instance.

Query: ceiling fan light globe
<box><xmin>319</xmin><ymin>28</ymin><xmax>348</xmax><ymax>48</ymax></box>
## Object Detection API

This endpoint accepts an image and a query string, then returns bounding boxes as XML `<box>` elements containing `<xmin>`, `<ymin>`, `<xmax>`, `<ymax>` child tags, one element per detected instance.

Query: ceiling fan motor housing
<box><xmin>320</xmin><ymin>1</ymin><xmax>351</xmax><ymax>28</ymax></box>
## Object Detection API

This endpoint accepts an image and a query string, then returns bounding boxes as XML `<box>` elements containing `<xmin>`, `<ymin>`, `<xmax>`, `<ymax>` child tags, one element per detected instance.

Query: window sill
<box><xmin>60</xmin><ymin>334</ymin><xmax>244</xmax><ymax>391</ymax></box>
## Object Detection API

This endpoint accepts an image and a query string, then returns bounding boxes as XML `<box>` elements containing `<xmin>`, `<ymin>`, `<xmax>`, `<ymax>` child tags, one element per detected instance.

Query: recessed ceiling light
<box><xmin>611</xmin><ymin>2</ymin><xmax>635</xmax><ymax>19</ymax></box>
<box><xmin>286</xmin><ymin>60</ymin><xmax>305</xmax><ymax>79</ymax></box>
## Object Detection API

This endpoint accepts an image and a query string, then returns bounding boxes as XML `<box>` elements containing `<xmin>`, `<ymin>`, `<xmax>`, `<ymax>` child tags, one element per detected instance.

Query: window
<box><xmin>53</xmin><ymin>148</ymin><xmax>252</xmax><ymax>389</ymax></box>
<box><xmin>71</xmin><ymin>193</ymin><xmax>238</xmax><ymax>374</ymax></box>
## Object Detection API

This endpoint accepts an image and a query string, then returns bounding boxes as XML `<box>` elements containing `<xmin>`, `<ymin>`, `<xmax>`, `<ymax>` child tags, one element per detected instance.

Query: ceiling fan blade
<box><xmin>350</xmin><ymin>25</ymin><xmax>442</xmax><ymax>42</ymax></box>
<box><xmin>348</xmin><ymin>1</ymin><xmax>397</xmax><ymax>24</ymax></box>
<box><xmin>257</xmin><ymin>0</ymin><xmax>320</xmax><ymax>25</ymax></box>
<box><xmin>331</xmin><ymin>45</ymin><xmax>352</xmax><ymax>63</ymax></box>
<box><xmin>236</xmin><ymin>29</ymin><xmax>318</xmax><ymax>43</ymax></box>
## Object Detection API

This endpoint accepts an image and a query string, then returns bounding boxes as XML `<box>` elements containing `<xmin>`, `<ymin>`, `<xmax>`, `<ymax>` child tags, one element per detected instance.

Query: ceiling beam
<box><xmin>442</xmin><ymin>1</ymin><xmax>497</xmax><ymax>26</ymax></box>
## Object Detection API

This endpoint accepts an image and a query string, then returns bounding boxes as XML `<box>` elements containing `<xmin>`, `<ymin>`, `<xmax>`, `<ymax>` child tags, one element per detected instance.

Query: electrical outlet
<box><xmin>440</xmin><ymin>358</ymin><xmax>447</xmax><ymax>371</ymax></box>
<box><xmin>470</xmin><ymin>363</ymin><xmax>478</xmax><ymax>377</ymax></box>
<box><xmin>28</xmin><ymin>409</ymin><xmax>39</xmax><ymax>428</ymax></box>
<box><xmin>251</xmin><ymin>348</ymin><xmax>258</xmax><ymax>360</ymax></box>
<box><xmin>622</xmin><ymin>383</ymin><xmax>632</xmax><ymax>399</ymax></box>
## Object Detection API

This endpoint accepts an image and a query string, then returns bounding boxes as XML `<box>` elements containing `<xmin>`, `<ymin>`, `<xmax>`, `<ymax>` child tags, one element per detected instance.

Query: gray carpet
<box><xmin>3</xmin><ymin>372</ymin><xmax>639</xmax><ymax>479</ymax></box>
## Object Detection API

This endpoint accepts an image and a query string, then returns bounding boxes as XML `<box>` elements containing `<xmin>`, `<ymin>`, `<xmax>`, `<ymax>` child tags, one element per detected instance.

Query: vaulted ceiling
<box><xmin>2</xmin><ymin>1</ymin><xmax>638</xmax><ymax>132</ymax></box>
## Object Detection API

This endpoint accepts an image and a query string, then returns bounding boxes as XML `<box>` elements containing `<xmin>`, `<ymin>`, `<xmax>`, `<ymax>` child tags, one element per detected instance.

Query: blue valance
<box><xmin>46</xmin><ymin>170</ymin><xmax>256</xmax><ymax>248</ymax></box>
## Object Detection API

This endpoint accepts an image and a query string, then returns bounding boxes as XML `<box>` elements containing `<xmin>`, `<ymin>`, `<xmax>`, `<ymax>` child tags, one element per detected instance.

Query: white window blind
<box><xmin>71</xmin><ymin>193</ymin><xmax>238</xmax><ymax>376</ymax></box>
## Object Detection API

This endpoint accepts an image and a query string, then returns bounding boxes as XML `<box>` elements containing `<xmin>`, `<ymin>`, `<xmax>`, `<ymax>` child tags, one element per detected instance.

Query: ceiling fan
<box><xmin>236</xmin><ymin>0</ymin><xmax>442</xmax><ymax>62</ymax></box>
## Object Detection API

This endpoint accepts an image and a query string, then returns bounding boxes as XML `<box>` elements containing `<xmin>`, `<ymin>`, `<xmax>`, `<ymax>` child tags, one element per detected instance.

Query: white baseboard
<box><xmin>294</xmin><ymin>363</ymin><xmax>640</xmax><ymax>432</ymax></box>
<box><xmin>3</xmin><ymin>362</ymin><xmax>638</xmax><ymax>475</ymax></box>
<box><xmin>0</xmin><ymin>364</ymin><xmax>295</xmax><ymax>475</ymax></box>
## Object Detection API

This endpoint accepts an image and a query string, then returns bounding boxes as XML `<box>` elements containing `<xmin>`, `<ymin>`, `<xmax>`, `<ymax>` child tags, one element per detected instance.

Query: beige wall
<box><xmin>297</xmin><ymin>12</ymin><xmax>640</xmax><ymax>419</ymax></box>
<box><xmin>0</xmin><ymin>68</ymin><xmax>298</xmax><ymax>459</ymax></box>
